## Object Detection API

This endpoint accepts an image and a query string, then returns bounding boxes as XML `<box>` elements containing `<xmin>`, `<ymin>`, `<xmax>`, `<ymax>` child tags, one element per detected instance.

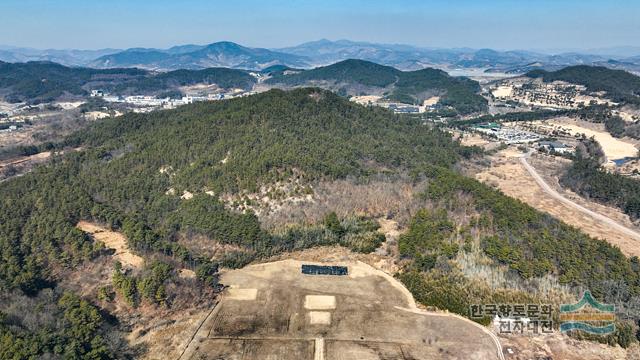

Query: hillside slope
<box><xmin>527</xmin><ymin>65</ymin><xmax>640</xmax><ymax>104</ymax></box>
<box><xmin>266</xmin><ymin>59</ymin><xmax>487</xmax><ymax>114</ymax></box>
<box><xmin>0</xmin><ymin>61</ymin><xmax>256</xmax><ymax>103</ymax></box>
<box><xmin>0</xmin><ymin>61</ymin><xmax>147</xmax><ymax>103</ymax></box>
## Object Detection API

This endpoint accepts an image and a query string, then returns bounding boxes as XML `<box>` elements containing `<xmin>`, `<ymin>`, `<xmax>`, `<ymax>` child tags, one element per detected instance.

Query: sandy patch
<box><xmin>492</xmin><ymin>86</ymin><xmax>512</xmax><ymax>98</ymax></box>
<box><xmin>459</xmin><ymin>133</ymin><xmax>491</xmax><ymax>147</ymax></box>
<box><xmin>548</xmin><ymin>120</ymin><xmax>637</xmax><ymax>160</ymax></box>
<box><xmin>178</xmin><ymin>269</ymin><xmax>196</xmax><ymax>279</ymax></box>
<box><xmin>350</xmin><ymin>95</ymin><xmax>382</xmax><ymax>105</ymax></box>
<box><xmin>304</xmin><ymin>295</ymin><xmax>336</xmax><ymax>310</ymax></box>
<box><xmin>84</xmin><ymin>111</ymin><xmax>111</xmax><ymax>120</ymax></box>
<box><xmin>423</xmin><ymin>96</ymin><xmax>440</xmax><ymax>106</ymax></box>
<box><xmin>0</xmin><ymin>151</ymin><xmax>51</xmax><ymax>169</ymax></box>
<box><xmin>309</xmin><ymin>311</ymin><xmax>331</xmax><ymax>325</ymax></box>
<box><xmin>56</xmin><ymin>101</ymin><xmax>84</xmax><ymax>110</ymax></box>
<box><xmin>77</xmin><ymin>221</ymin><xmax>144</xmax><ymax>269</ymax></box>
<box><xmin>226</xmin><ymin>288</ymin><xmax>258</xmax><ymax>300</ymax></box>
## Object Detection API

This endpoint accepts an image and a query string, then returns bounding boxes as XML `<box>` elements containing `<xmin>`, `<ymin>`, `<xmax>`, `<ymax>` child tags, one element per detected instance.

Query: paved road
<box><xmin>520</xmin><ymin>154</ymin><xmax>640</xmax><ymax>242</ymax></box>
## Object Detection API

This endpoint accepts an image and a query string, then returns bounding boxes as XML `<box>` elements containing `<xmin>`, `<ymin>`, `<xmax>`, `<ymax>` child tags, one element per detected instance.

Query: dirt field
<box><xmin>459</xmin><ymin>133</ymin><xmax>491</xmax><ymax>147</ymax></box>
<box><xmin>547</xmin><ymin>119</ymin><xmax>638</xmax><ymax>161</ymax></box>
<box><xmin>350</xmin><ymin>95</ymin><xmax>383</xmax><ymax>105</ymax></box>
<box><xmin>475</xmin><ymin>149</ymin><xmax>640</xmax><ymax>257</ymax></box>
<box><xmin>423</xmin><ymin>96</ymin><xmax>440</xmax><ymax>106</ymax></box>
<box><xmin>77</xmin><ymin>221</ymin><xmax>145</xmax><ymax>269</ymax></box>
<box><xmin>180</xmin><ymin>259</ymin><xmax>502</xmax><ymax>360</ymax></box>
<box><xmin>492</xmin><ymin>86</ymin><xmax>512</xmax><ymax>98</ymax></box>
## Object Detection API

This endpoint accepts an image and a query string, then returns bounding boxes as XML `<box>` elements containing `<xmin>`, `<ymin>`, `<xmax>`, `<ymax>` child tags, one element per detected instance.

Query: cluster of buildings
<box><xmin>379</xmin><ymin>102</ymin><xmax>444</xmax><ymax>114</ymax></box>
<box><xmin>538</xmin><ymin>140</ymin><xmax>572</xmax><ymax>154</ymax></box>
<box><xmin>472</xmin><ymin>122</ymin><xmax>574</xmax><ymax>154</ymax></box>
<box><xmin>350</xmin><ymin>95</ymin><xmax>445</xmax><ymax>114</ymax></box>
<box><xmin>91</xmin><ymin>89</ymin><xmax>257</xmax><ymax>111</ymax></box>
<box><xmin>385</xmin><ymin>103</ymin><xmax>420</xmax><ymax>113</ymax></box>
<box><xmin>473</xmin><ymin>122</ymin><xmax>542</xmax><ymax>144</ymax></box>
<box><xmin>93</xmin><ymin>91</ymin><xmax>228</xmax><ymax>109</ymax></box>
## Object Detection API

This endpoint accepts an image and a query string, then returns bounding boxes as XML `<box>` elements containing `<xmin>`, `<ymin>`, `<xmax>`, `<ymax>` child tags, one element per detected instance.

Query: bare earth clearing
<box><xmin>180</xmin><ymin>259</ymin><xmax>502</xmax><ymax>360</ymax></box>
<box><xmin>547</xmin><ymin>119</ymin><xmax>638</xmax><ymax>161</ymax></box>
<box><xmin>77</xmin><ymin>221</ymin><xmax>145</xmax><ymax>269</ymax></box>
<box><xmin>0</xmin><ymin>151</ymin><xmax>51</xmax><ymax>168</ymax></box>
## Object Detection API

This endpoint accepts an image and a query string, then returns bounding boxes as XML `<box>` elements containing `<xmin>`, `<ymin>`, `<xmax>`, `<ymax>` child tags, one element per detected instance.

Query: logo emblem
<box><xmin>559</xmin><ymin>291</ymin><xmax>615</xmax><ymax>335</ymax></box>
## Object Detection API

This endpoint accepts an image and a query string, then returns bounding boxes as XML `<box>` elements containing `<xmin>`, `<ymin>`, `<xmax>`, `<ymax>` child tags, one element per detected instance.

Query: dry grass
<box><xmin>77</xmin><ymin>221</ymin><xmax>145</xmax><ymax>269</ymax></box>
<box><xmin>474</xmin><ymin>150</ymin><xmax>640</xmax><ymax>257</ymax></box>
<box><xmin>261</xmin><ymin>175</ymin><xmax>426</xmax><ymax>229</ymax></box>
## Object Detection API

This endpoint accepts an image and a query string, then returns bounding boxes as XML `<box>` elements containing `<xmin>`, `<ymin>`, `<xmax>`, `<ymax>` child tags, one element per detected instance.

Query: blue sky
<box><xmin>1</xmin><ymin>0</ymin><xmax>638</xmax><ymax>51</ymax></box>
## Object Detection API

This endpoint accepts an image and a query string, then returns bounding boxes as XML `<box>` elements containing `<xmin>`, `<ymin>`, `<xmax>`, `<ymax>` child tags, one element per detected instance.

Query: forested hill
<box><xmin>67</xmin><ymin>88</ymin><xmax>467</xmax><ymax>194</ymax></box>
<box><xmin>0</xmin><ymin>61</ymin><xmax>256</xmax><ymax>103</ymax></box>
<box><xmin>0</xmin><ymin>59</ymin><xmax>487</xmax><ymax>114</ymax></box>
<box><xmin>2</xmin><ymin>88</ymin><xmax>640</xmax><ymax>355</ymax></box>
<box><xmin>267</xmin><ymin>59</ymin><xmax>400</xmax><ymax>87</ymax></box>
<box><xmin>0</xmin><ymin>88</ymin><xmax>473</xmax><ymax>356</ymax></box>
<box><xmin>114</xmin><ymin>67</ymin><xmax>256</xmax><ymax>94</ymax></box>
<box><xmin>0</xmin><ymin>60</ymin><xmax>146</xmax><ymax>103</ymax></box>
<box><xmin>2</xmin><ymin>87</ymin><xmax>471</xmax><ymax>292</ymax></box>
<box><xmin>266</xmin><ymin>59</ymin><xmax>487</xmax><ymax>114</ymax></box>
<box><xmin>526</xmin><ymin>65</ymin><xmax>640</xmax><ymax>104</ymax></box>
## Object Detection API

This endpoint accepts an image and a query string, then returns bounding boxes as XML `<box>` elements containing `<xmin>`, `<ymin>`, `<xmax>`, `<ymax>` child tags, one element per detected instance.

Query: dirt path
<box><xmin>0</xmin><ymin>151</ymin><xmax>52</xmax><ymax>168</ymax></box>
<box><xmin>77</xmin><ymin>221</ymin><xmax>144</xmax><ymax>269</ymax></box>
<box><xmin>476</xmin><ymin>150</ymin><xmax>640</xmax><ymax>257</ymax></box>
<box><xmin>520</xmin><ymin>154</ymin><xmax>640</xmax><ymax>245</ymax></box>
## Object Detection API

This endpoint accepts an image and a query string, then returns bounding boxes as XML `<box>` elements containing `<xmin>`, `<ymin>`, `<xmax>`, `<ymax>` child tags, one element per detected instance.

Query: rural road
<box><xmin>520</xmin><ymin>153</ymin><xmax>640</xmax><ymax>242</ymax></box>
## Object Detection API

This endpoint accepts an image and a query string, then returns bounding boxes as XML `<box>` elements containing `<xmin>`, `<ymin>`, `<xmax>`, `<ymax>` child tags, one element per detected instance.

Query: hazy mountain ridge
<box><xmin>89</xmin><ymin>41</ymin><xmax>310</xmax><ymax>70</ymax></box>
<box><xmin>0</xmin><ymin>46</ymin><xmax>121</xmax><ymax>66</ymax></box>
<box><xmin>277</xmin><ymin>39</ymin><xmax>640</xmax><ymax>73</ymax></box>
<box><xmin>2</xmin><ymin>39</ymin><xmax>639</xmax><ymax>73</ymax></box>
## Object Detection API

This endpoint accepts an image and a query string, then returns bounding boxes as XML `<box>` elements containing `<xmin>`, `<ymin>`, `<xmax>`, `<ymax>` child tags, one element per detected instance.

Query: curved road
<box><xmin>520</xmin><ymin>153</ymin><xmax>640</xmax><ymax>242</ymax></box>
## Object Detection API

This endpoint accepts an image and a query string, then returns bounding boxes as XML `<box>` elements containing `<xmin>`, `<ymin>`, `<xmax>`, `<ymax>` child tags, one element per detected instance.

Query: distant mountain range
<box><xmin>0</xmin><ymin>45</ymin><xmax>120</xmax><ymax>67</ymax></box>
<box><xmin>1</xmin><ymin>40</ymin><xmax>640</xmax><ymax>73</ymax></box>
<box><xmin>88</xmin><ymin>41</ymin><xmax>309</xmax><ymax>70</ymax></box>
